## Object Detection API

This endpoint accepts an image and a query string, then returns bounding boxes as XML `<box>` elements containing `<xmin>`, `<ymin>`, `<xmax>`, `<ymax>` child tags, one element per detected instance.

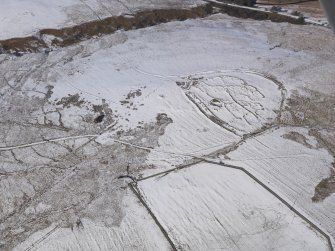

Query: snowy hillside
<box><xmin>1</xmin><ymin>1</ymin><xmax>335</xmax><ymax>251</ymax></box>
<box><xmin>0</xmin><ymin>0</ymin><xmax>203</xmax><ymax>40</ymax></box>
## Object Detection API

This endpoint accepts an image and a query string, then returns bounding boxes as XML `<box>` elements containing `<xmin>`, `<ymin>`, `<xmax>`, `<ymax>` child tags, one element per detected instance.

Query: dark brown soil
<box><xmin>312</xmin><ymin>167</ymin><xmax>335</xmax><ymax>202</ymax></box>
<box><xmin>282</xmin><ymin>131</ymin><xmax>313</xmax><ymax>148</ymax></box>
<box><xmin>0</xmin><ymin>36</ymin><xmax>47</xmax><ymax>53</ymax></box>
<box><xmin>55</xmin><ymin>94</ymin><xmax>86</xmax><ymax>108</ymax></box>
<box><xmin>0</xmin><ymin>2</ymin><xmax>306</xmax><ymax>55</ymax></box>
<box><xmin>156</xmin><ymin>113</ymin><xmax>173</xmax><ymax>126</ymax></box>
<box><xmin>126</xmin><ymin>89</ymin><xmax>142</xmax><ymax>100</ymax></box>
<box><xmin>0</xmin><ymin>5</ymin><xmax>212</xmax><ymax>54</ymax></box>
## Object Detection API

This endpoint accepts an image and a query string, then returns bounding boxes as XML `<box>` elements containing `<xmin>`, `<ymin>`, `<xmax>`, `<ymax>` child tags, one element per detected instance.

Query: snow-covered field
<box><xmin>138</xmin><ymin>162</ymin><xmax>330</xmax><ymax>250</ymax></box>
<box><xmin>13</xmin><ymin>189</ymin><xmax>171</xmax><ymax>251</ymax></box>
<box><xmin>221</xmin><ymin>126</ymin><xmax>335</xmax><ymax>242</ymax></box>
<box><xmin>179</xmin><ymin>70</ymin><xmax>283</xmax><ymax>135</ymax></box>
<box><xmin>0</xmin><ymin>6</ymin><xmax>335</xmax><ymax>251</ymax></box>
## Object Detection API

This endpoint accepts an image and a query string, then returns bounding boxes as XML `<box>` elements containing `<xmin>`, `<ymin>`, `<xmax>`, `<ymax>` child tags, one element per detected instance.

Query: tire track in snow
<box><xmin>79</xmin><ymin>0</ymin><xmax>102</xmax><ymax>21</ymax></box>
<box><xmin>205</xmin><ymin>159</ymin><xmax>334</xmax><ymax>251</ymax></box>
<box><xmin>23</xmin><ymin>225</ymin><xmax>60</xmax><ymax>251</ymax></box>
<box><xmin>129</xmin><ymin>184</ymin><xmax>177</xmax><ymax>251</ymax></box>
<box><xmin>132</xmin><ymin>159</ymin><xmax>334</xmax><ymax>251</ymax></box>
<box><xmin>0</xmin><ymin>135</ymin><xmax>99</xmax><ymax>151</ymax></box>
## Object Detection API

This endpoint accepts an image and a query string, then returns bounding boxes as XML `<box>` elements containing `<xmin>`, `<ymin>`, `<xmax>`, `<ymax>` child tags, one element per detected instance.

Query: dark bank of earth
<box><xmin>0</xmin><ymin>2</ymin><xmax>305</xmax><ymax>54</ymax></box>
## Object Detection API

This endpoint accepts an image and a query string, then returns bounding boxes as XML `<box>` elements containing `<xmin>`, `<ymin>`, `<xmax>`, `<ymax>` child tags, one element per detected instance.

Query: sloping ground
<box><xmin>0</xmin><ymin>11</ymin><xmax>334</xmax><ymax>251</ymax></box>
<box><xmin>137</xmin><ymin>162</ymin><xmax>330</xmax><ymax>250</ymax></box>
<box><xmin>0</xmin><ymin>1</ymin><xmax>307</xmax><ymax>54</ymax></box>
<box><xmin>0</xmin><ymin>0</ymin><xmax>204</xmax><ymax>40</ymax></box>
<box><xmin>221</xmin><ymin>127</ymin><xmax>335</xmax><ymax>241</ymax></box>
<box><xmin>13</xmin><ymin>189</ymin><xmax>171</xmax><ymax>251</ymax></box>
